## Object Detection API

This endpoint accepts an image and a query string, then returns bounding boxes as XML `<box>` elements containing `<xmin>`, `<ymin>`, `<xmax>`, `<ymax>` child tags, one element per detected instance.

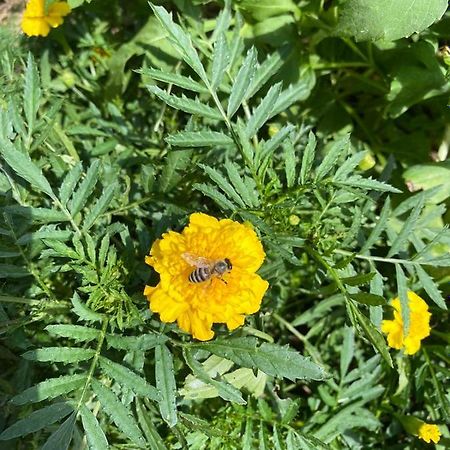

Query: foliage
<box><xmin>0</xmin><ymin>1</ymin><xmax>449</xmax><ymax>449</ymax></box>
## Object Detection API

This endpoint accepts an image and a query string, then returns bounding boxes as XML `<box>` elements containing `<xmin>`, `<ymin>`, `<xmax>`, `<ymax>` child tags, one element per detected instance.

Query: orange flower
<box><xmin>22</xmin><ymin>0</ymin><xmax>71</xmax><ymax>37</ymax></box>
<box><xmin>144</xmin><ymin>213</ymin><xmax>269</xmax><ymax>340</ymax></box>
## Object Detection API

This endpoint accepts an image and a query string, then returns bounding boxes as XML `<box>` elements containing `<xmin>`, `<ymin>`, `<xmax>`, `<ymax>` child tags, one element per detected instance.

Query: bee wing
<box><xmin>181</xmin><ymin>252</ymin><xmax>213</xmax><ymax>269</ymax></box>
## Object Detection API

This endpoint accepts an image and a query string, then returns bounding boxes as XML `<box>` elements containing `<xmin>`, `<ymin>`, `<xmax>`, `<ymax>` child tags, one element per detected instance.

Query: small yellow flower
<box><xmin>381</xmin><ymin>291</ymin><xmax>431</xmax><ymax>355</ymax></box>
<box><xmin>418</xmin><ymin>423</ymin><xmax>441</xmax><ymax>444</ymax></box>
<box><xmin>400</xmin><ymin>415</ymin><xmax>441</xmax><ymax>444</ymax></box>
<box><xmin>21</xmin><ymin>0</ymin><xmax>71</xmax><ymax>37</ymax></box>
<box><xmin>144</xmin><ymin>213</ymin><xmax>269</xmax><ymax>341</ymax></box>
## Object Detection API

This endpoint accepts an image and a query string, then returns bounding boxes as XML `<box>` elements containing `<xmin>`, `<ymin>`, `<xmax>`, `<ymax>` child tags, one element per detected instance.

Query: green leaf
<box><xmin>69</xmin><ymin>160</ymin><xmax>100</xmax><ymax>216</ymax></box>
<box><xmin>22</xmin><ymin>347</ymin><xmax>95</xmax><ymax>363</ymax></box>
<box><xmin>271</xmin><ymin>68</ymin><xmax>315</xmax><ymax>116</ymax></box>
<box><xmin>299</xmin><ymin>132</ymin><xmax>317</xmax><ymax>185</ymax></box>
<box><xmin>59</xmin><ymin>164</ymin><xmax>83</xmax><ymax>207</ymax></box>
<box><xmin>334</xmin><ymin>176</ymin><xmax>401</xmax><ymax>193</ymax></box>
<box><xmin>91</xmin><ymin>379</ymin><xmax>145</xmax><ymax>447</ymax></box>
<box><xmin>315</xmin><ymin>134</ymin><xmax>350</xmax><ymax>181</ymax></box>
<box><xmin>82</xmin><ymin>183</ymin><xmax>117</xmax><ymax>231</ymax></box>
<box><xmin>10</xmin><ymin>374</ymin><xmax>86</xmax><ymax>405</ymax></box>
<box><xmin>341</xmin><ymin>272</ymin><xmax>375</xmax><ymax>286</ymax></box>
<box><xmin>395</xmin><ymin>263</ymin><xmax>410</xmax><ymax>335</ymax></box>
<box><xmin>0</xmin><ymin>142</ymin><xmax>54</xmax><ymax>198</ymax></box>
<box><xmin>258</xmin><ymin>124</ymin><xmax>295</xmax><ymax>168</ymax></box>
<box><xmin>211</xmin><ymin>33</ymin><xmax>230</xmax><ymax>90</ymax></box>
<box><xmin>71</xmin><ymin>292</ymin><xmax>106</xmax><ymax>323</ymax></box>
<box><xmin>150</xmin><ymin>4</ymin><xmax>208</xmax><ymax>84</ymax></box>
<box><xmin>349</xmin><ymin>293</ymin><xmax>386</xmax><ymax>306</ymax></box>
<box><xmin>166</xmin><ymin>131</ymin><xmax>234</xmax><ymax>147</ymax></box>
<box><xmin>235</xmin><ymin>0</ymin><xmax>300</xmax><ymax>21</ymax></box>
<box><xmin>137</xmin><ymin>68</ymin><xmax>208</xmax><ymax>93</ymax></box>
<box><xmin>349</xmin><ymin>301</ymin><xmax>393</xmax><ymax>367</ymax></box>
<box><xmin>199</xmin><ymin>164</ymin><xmax>246</xmax><ymax>208</ymax></box>
<box><xmin>17</xmin><ymin>229</ymin><xmax>72</xmax><ymax>246</ymax></box>
<box><xmin>98</xmin><ymin>356</ymin><xmax>160</xmax><ymax>401</ymax></box>
<box><xmin>224</xmin><ymin>159</ymin><xmax>257</xmax><ymax>207</ymax></box>
<box><xmin>387</xmin><ymin>199</ymin><xmax>423</xmax><ymax>257</ymax></box>
<box><xmin>227</xmin><ymin>47</ymin><xmax>257</xmax><ymax>118</ymax></box>
<box><xmin>245</xmin><ymin>82</ymin><xmax>282</xmax><ymax>139</ymax></box>
<box><xmin>80</xmin><ymin>405</ymin><xmax>109</xmax><ymax>450</ymax></box>
<box><xmin>0</xmin><ymin>402</ymin><xmax>73</xmax><ymax>440</ymax></box>
<box><xmin>45</xmin><ymin>325</ymin><xmax>101</xmax><ymax>343</ymax></box>
<box><xmin>136</xmin><ymin>399</ymin><xmax>168</xmax><ymax>450</ymax></box>
<box><xmin>415</xmin><ymin>266</ymin><xmax>447</xmax><ymax>310</ymax></box>
<box><xmin>193</xmin><ymin>337</ymin><xmax>327</xmax><ymax>381</ymax></box>
<box><xmin>195</xmin><ymin>182</ymin><xmax>238</xmax><ymax>210</ymax></box>
<box><xmin>0</xmin><ymin>264</ymin><xmax>30</xmax><ymax>278</ymax></box>
<box><xmin>41</xmin><ymin>412</ymin><xmax>76</xmax><ymax>450</ymax></box>
<box><xmin>24</xmin><ymin>53</ymin><xmax>41</xmax><ymax>135</ymax></box>
<box><xmin>2</xmin><ymin>206</ymin><xmax>68</xmax><ymax>224</ymax></box>
<box><xmin>106</xmin><ymin>333</ymin><xmax>168</xmax><ymax>351</ymax></box>
<box><xmin>42</xmin><ymin>239</ymin><xmax>80</xmax><ymax>259</ymax></box>
<box><xmin>147</xmin><ymin>85</ymin><xmax>222</xmax><ymax>120</ymax></box>
<box><xmin>360</xmin><ymin>197</ymin><xmax>391</xmax><ymax>253</ymax></box>
<box><xmin>183</xmin><ymin>348</ymin><xmax>246</xmax><ymax>405</ymax></box>
<box><xmin>340</xmin><ymin>326</ymin><xmax>355</xmax><ymax>380</ymax></box>
<box><xmin>283</xmin><ymin>138</ymin><xmax>296</xmax><ymax>188</ymax></box>
<box><xmin>333</xmin><ymin>152</ymin><xmax>367</xmax><ymax>181</ymax></box>
<box><xmin>155</xmin><ymin>344</ymin><xmax>178</xmax><ymax>427</ymax></box>
<box><xmin>336</xmin><ymin>0</ymin><xmax>448</xmax><ymax>42</ymax></box>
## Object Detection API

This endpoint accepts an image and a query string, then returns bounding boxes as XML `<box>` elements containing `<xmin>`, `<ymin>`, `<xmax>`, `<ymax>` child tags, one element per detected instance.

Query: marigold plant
<box><xmin>381</xmin><ymin>291</ymin><xmax>431</xmax><ymax>355</ymax></box>
<box><xmin>21</xmin><ymin>0</ymin><xmax>70</xmax><ymax>37</ymax></box>
<box><xmin>144</xmin><ymin>213</ymin><xmax>269</xmax><ymax>340</ymax></box>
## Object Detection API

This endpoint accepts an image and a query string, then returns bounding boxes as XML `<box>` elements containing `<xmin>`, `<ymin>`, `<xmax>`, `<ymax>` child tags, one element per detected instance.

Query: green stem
<box><xmin>334</xmin><ymin>249</ymin><xmax>427</xmax><ymax>266</ymax></box>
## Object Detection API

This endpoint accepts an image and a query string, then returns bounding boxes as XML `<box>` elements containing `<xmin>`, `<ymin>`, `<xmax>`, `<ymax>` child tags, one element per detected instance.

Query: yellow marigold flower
<box><xmin>400</xmin><ymin>415</ymin><xmax>441</xmax><ymax>444</ymax></box>
<box><xmin>381</xmin><ymin>291</ymin><xmax>431</xmax><ymax>355</ymax></box>
<box><xmin>144</xmin><ymin>213</ymin><xmax>269</xmax><ymax>341</ymax></box>
<box><xmin>21</xmin><ymin>0</ymin><xmax>71</xmax><ymax>37</ymax></box>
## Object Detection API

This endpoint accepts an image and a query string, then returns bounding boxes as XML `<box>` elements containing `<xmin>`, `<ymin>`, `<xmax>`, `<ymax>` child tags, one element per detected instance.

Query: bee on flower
<box><xmin>381</xmin><ymin>291</ymin><xmax>431</xmax><ymax>355</ymax></box>
<box><xmin>21</xmin><ymin>0</ymin><xmax>71</xmax><ymax>37</ymax></box>
<box><xmin>144</xmin><ymin>213</ymin><xmax>269</xmax><ymax>341</ymax></box>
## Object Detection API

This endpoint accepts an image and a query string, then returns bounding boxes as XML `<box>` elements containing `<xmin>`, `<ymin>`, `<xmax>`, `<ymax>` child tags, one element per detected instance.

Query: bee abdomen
<box><xmin>189</xmin><ymin>267</ymin><xmax>211</xmax><ymax>283</ymax></box>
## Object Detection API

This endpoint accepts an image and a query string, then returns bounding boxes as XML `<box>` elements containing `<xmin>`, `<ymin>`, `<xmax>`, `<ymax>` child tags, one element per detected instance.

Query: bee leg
<box><xmin>219</xmin><ymin>277</ymin><xmax>228</xmax><ymax>285</ymax></box>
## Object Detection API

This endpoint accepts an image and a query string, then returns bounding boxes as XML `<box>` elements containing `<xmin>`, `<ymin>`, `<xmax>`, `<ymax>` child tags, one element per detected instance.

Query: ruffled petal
<box><xmin>21</xmin><ymin>17</ymin><xmax>50</xmax><ymax>36</ymax></box>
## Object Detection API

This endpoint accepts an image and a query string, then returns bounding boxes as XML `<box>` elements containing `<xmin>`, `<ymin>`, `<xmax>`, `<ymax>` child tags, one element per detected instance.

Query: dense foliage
<box><xmin>0</xmin><ymin>0</ymin><xmax>449</xmax><ymax>449</ymax></box>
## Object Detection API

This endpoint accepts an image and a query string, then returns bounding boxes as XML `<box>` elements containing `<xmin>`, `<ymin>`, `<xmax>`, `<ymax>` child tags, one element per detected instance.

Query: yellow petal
<box><xmin>23</xmin><ymin>0</ymin><xmax>45</xmax><ymax>18</ymax></box>
<box><xmin>21</xmin><ymin>17</ymin><xmax>50</xmax><ymax>36</ymax></box>
<box><xmin>418</xmin><ymin>423</ymin><xmax>441</xmax><ymax>444</ymax></box>
<box><xmin>48</xmin><ymin>2</ymin><xmax>71</xmax><ymax>16</ymax></box>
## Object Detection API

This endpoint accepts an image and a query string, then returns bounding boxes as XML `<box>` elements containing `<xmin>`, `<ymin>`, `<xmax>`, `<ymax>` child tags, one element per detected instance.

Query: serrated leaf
<box><xmin>41</xmin><ymin>412</ymin><xmax>76</xmax><ymax>450</ymax></box>
<box><xmin>155</xmin><ymin>344</ymin><xmax>178</xmax><ymax>427</ymax></box>
<box><xmin>271</xmin><ymin>68</ymin><xmax>315</xmax><ymax>116</ymax></box>
<box><xmin>150</xmin><ymin>4</ymin><xmax>208</xmax><ymax>84</ymax></box>
<box><xmin>315</xmin><ymin>134</ymin><xmax>350</xmax><ymax>181</ymax></box>
<box><xmin>336</xmin><ymin>0</ymin><xmax>448</xmax><ymax>42</ymax></box>
<box><xmin>211</xmin><ymin>33</ymin><xmax>230</xmax><ymax>90</ymax></box>
<box><xmin>194</xmin><ymin>183</ymin><xmax>237</xmax><ymax>210</ymax></box>
<box><xmin>258</xmin><ymin>124</ymin><xmax>295</xmax><ymax>168</ymax></box>
<box><xmin>349</xmin><ymin>301</ymin><xmax>393</xmax><ymax>367</ymax></box>
<box><xmin>17</xmin><ymin>229</ymin><xmax>72</xmax><ymax>245</ymax></box>
<box><xmin>137</xmin><ymin>68</ymin><xmax>208</xmax><ymax>93</ymax></box>
<box><xmin>247</xmin><ymin>46</ymin><xmax>290</xmax><ymax>99</ymax></box>
<box><xmin>333</xmin><ymin>151</ymin><xmax>367</xmax><ymax>181</ymax></box>
<box><xmin>283</xmin><ymin>138</ymin><xmax>296</xmax><ymax>188</ymax></box>
<box><xmin>98</xmin><ymin>357</ymin><xmax>160</xmax><ymax>401</ymax></box>
<box><xmin>24</xmin><ymin>53</ymin><xmax>41</xmax><ymax>135</ymax></box>
<box><xmin>71</xmin><ymin>292</ymin><xmax>106</xmax><ymax>323</ymax></box>
<box><xmin>80</xmin><ymin>405</ymin><xmax>109</xmax><ymax>450</ymax></box>
<box><xmin>2</xmin><ymin>206</ymin><xmax>69</xmax><ymax>224</ymax></box>
<box><xmin>335</xmin><ymin>175</ymin><xmax>401</xmax><ymax>193</ymax></box>
<box><xmin>45</xmin><ymin>325</ymin><xmax>101</xmax><ymax>343</ymax></box>
<box><xmin>136</xmin><ymin>399</ymin><xmax>168</xmax><ymax>450</ymax></box>
<box><xmin>340</xmin><ymin>326</ymin><xmax>355</xmax><ymax>380</ymax></box>
<box><xmin>22</xmin><ymin>347</ymin><xmax>96</xmax><ymax>363</ymax></box>
<box><xmin>387</xmin><ymin>199</ymin><xmax>423</xmax><ymax>257</ymax></box>
<box><xmin>166</xmin><ymin>131</ymin><xmax>233</xmax><ymax>147</ymax></box>
<box><xmin>395</xmin><ymin>263</ymin><xmax>410</xmax><ymax>335</ymax></box>
<box><xmin>224</xmin><ymin>160</ymin><xmax>256</xmax><ymax>207</ymax></box>
<box><xmin>193</xmin><ymin>337</ymin><xmax>327</xmax><ymax>381</ymax></box>
<box><xmin>83</xmin><ymin>183</ymin><xmax>117</xmax><ymax>231</ymax></box>
<box><xmin>148</xmin><ymin>85</ymin><xmax>222</xmax><ymax>120</ymax></box>
<box><xmin>10</xmin><ymin>374</ymin><xmax>86</xmax><ymax>405</ymax></box>
<box><xmin>0</xmin><ymin>141</ymin><xmax>54</xmax><ymax>198</ymax></box>
<box><xmin>199</xmin><ymin>164</ymin><xmax>246</xmax><ymax>208</ymax></box>
<box><xmin>0</xmin><ymin>264</ymin><xmax>30</xmax><ymax>278</ymax></box>
<box><xmin>69</xmin><ymin>160</ymin><xmax>100</xmax><ymax>216</ymax></box>
<box><xmin>92</xmin><ymin>379</ymin><xmax>145</xmax><ymax>447</ymax></box>
<box><xmin>106</xmin><ymin>333</ymin><xmax>168</xmax><ymax>351</ymax></box>
<box><xmin>300</xmin><ymin>132</ymin><xmax>317</xmax><ymax>184</ymax></box>
<box><xmin>349</xmin><ymin>293</ymin><xmax>386</xmax><ymax>306</ymax></box>
<box><xmin>415</xmin><ymin>266</ymin><xmax>447</xmax><ymax>310</ymax></box>
<box><xmin>227</xmin><ymin>47</ymin><xmax>257</xmax><ymax>118</ymax></box>
<box><xmin>245</xmin><ymin>82</ymin><xmax>282</xmax><ymax>139</ymax></box>
<box><xmin>0</xmin><ymin>402</ymin><xmax>73</xmax><ymax>440</ymax></box>
<box><xmin>361</xmin><ymin>197</ymin><xmax>391</xmax><ymax>253</ymax></box>
<box><xmin>341</xmin><ymin>272</ymin><xmax>375</xmax><ymax>286</ymax></box>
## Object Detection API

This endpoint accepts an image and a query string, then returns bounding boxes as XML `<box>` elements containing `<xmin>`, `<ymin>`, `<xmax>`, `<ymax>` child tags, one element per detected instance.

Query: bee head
<box><xmin>216</xmin><ymin>259</ymin><xmax>232</xmax><ymax>274</ymax></box>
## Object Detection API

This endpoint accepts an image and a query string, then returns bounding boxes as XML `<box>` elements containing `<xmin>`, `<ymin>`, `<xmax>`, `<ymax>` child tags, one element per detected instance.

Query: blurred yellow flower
<box><xmin>144</xmin><ymin>213</ymin><xmax>269</xmax><ymax>341</ymax></box>
<box><xmin>381</xmin><ymin>291</ymin><xmax>431</xmax><ymax>355</ymax></box>
<box><xmin>400</xmin><ymin>415</ymin><xmax>441</xmax><ymax>444</ymax></box>
<box><xmin>21</xmin><ymin>0</ymin><xmax>71</xmax><ymax>37</ymax></box>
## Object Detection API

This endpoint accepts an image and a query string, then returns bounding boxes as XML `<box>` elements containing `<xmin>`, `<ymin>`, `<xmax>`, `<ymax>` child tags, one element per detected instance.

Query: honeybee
<box><xmin>181</xmin><ymin>252</ymin><xmax>232</xmax><ymax>284</ymax></box>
